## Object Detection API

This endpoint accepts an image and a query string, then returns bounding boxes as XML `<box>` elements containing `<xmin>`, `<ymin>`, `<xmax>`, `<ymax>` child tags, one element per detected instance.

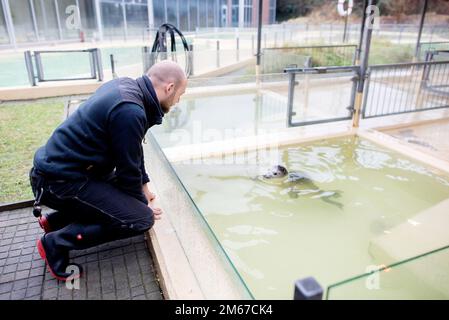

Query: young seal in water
<box><xmin>260</xmin><ymin>165</ymin><xmax>343</xmax><ymax>209</ymax></box>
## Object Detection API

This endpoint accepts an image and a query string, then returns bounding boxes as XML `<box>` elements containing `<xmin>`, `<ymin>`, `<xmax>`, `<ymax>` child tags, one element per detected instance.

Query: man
<box><xmin>29</xmin><ymin>60</ymin><xmax>187</xmax><ymax>281</ymax></box>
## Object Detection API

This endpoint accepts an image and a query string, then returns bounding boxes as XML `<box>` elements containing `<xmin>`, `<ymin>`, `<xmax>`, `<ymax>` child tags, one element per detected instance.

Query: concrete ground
<box><xmin>0</xmin><ymin>206</ymin><xmax>163</xmax><ymax>300</ymax></box>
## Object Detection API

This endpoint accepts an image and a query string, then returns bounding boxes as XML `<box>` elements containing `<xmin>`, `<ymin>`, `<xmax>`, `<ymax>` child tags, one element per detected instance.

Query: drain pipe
<box><xmin>355</xmin><ymin>0</ymin><xmax>368</xmax><ymax>65</ymax></box>
<box><xmin>352</xmin><ymin>0</ymin><xmax>375</xmax><ymax>128</ymax></box>
<box><xmin>255</xmin><ymin>0</ymin><xmax>263</xmax><ymax>81</ymax></box>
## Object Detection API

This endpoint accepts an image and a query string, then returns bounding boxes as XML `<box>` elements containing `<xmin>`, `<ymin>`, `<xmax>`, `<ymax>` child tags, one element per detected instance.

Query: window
<box><xmin>244</xmin><ymin>0</ymin><xmax>252</xmax><ymax>27</ymax></box>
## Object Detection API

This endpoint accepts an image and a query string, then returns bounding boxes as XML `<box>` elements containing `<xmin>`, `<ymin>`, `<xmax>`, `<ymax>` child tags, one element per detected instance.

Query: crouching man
<box><xmin>29</xmin><ymin>61</ymin><xmax>187</xmax><ymax>280</ymax></box>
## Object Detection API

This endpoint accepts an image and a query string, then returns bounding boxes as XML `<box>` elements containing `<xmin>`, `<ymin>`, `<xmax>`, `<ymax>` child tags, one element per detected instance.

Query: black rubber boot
<box><xmin>38</xmin><ymin>222</ymin><xmax>140</xmax><ymax>281</ymax></box>
<box><xmin>37</xmin><ymin>235</ymin><xmax>83</xmax><ymax>281</ymax></box>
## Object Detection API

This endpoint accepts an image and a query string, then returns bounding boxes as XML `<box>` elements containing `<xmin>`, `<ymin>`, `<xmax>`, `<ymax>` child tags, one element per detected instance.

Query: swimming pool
<box><xmin>166</xmin><ymin>135</ymin><xmax>449</xmax><ymax>299</ymax></box>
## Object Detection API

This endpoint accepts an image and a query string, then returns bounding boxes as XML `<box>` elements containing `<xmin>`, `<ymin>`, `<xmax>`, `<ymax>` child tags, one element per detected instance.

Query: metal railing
<box><xmin>361</xmin><ymin>60</ymin><xmax>449</xmax><ymax>119</ymax></box>
<box><xmin>284</xmin><ymin>65</ymin><xmax>359</xmax><ymax>127</ymax></box>
<box><xmin>24</xmin><ymin>48</ymin><xmax>103</xmax><ymax>86</ymax></box>
<box><xmin>416</xmin><ymin>41</ymin><xmax>449</xmax><ymax>61</ymax></box>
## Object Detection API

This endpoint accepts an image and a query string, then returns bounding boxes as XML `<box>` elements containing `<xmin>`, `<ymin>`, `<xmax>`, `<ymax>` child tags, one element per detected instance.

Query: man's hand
<box><xmin>149</xmin><ymin>205</ymin><xmax>163</xmax><ymax>220</ymax></box>
<box><xmin>143</xmin><ymin>183</ymin><xmax>162</xmax><ymax>220</ymax></box>
<box><xmin>143</xmin><ymin>183</ymin><xmax>156</xmax><ymax>202</ymax></box>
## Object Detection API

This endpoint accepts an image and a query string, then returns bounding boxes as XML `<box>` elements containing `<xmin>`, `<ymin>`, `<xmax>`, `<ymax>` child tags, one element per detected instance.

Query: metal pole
<box><xmin>2</xmin><ymin>0</ymin><xmax>16</xmax><ymax>47</ymax></box>
<box><xmin>54</xmin><ymin>0</ymin><xmax>63</xmax><ymax>40</ymax></box>
<box><xmin>110</xmin><ymin>54</ymin><xmax>117</xmax><ymax>79</ymax></box>
<box><xmin>206</xmin><ymin>0</ymin><xmax>209</xmax><ymax>28</ymax></box>
<box><xmin>147</xmin><ymin>0</ymin><xmax>154</xmax><ymax>30</ymax></box>
<box><xmin>24</xmin><ymin>51</ymin><xmax>36</xmax><ymax>86</ymax></box>
<box><xmin>415</xmin><ymin>0</ymin><xmax>429</xmax><ymax>60</ymax></box>
<box><xmin>214</xmin><ymin>0</ymin><xmax>218</xmax><ymax>28</ymax></box>
<box><xmin>353</xmin><ymin>0</ymin><xmax>375</xmax><ymax>128</ymax></box>
<box><xmin>238</xmin><ymin>0</ymin><xmax>244</xmax><ymax>29</ymax></box>
<box><xmin>94</xmin><ymin>0</ymin><xmax>103</xmax><ymax>41</ymax></box>
<box><xmin>39</xmin><ymin>0</ymin><xmax>48</xmax><ymax>32</ymax></box>
<box><xmin>164</xmin><ymin>0</ymin><xmax>168</xmax><ymax>23</ymax></box>
<box><xmin>187</xmin><ymin>0</ymin><xmax>191</xmax><ymax>31</ymax></box>
<box><xmin>216</xmin><ymin>40</ymin><xmax>220</xmax><ymax>68</ymax></box>
<box><xmin>286</xmin><ymin>72</ymin><xmax>296</xmax><ymax>127</ymax></box>
<box><xmin>256</xmin><ymin>0</ymin><xmax>263</xmax><ymax>67</ymax></box>
<box><xmin>75</xmin><ymin>0</ymin><xmax>82</xmax><ymax>30</ymax></box>
<box><xmin>197</xmin><ymin>0</ymin><xmax>200</xmax><ymax>28</ymax></box>
<box><xmin>176</xmin><ymin>0</ymin><xmax>180</xmax><ymax>28</ymax></box>
<box><xmin>29</xmin><ymin>0</ymin><xmax>40</xmax><ymax>41</ymax></box>
<box><xmin>95</xmin><ymin>48</ymin><xmax>104</xmax><ymax>81</ymax></box>
<box><xmin>122</xmin><ymin>0</ymin><xmax>128</xmax><ymax>41</ymax></box>
<box><xmin>188</xmin><ymin>43</ymin><xmax>194</xmax><ymax>76</ymax></box>
<box><xmin>343</xmin><ymin>12</ymin><xmax>349</xmax><ymax>43</ymax></box>
<box><xmin>356</xmin><ymin>0</ymin><xmax>368</xmax><ymax>64</ymax></box>
<box><xmin>236</xmin><ymin>37</ymin><xmax>239</xmax><ymax>61</ymax></box>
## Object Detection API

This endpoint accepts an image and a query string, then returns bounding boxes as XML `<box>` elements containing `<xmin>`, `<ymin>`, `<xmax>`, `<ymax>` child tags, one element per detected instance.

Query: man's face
<box><xmin>160</xmin><ymin>80</ymin><xmax>187</xmax><ymax>114</ymax></box>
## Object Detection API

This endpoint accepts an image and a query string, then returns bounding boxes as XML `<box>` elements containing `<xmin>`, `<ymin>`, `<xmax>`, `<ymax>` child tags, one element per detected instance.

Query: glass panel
<box><xmin>326</xmin><ymin>245</ymin><xmax>449</xmax><ymax>300</ymax></box>
<box><xmin>262</xmin><ymin>45</ymin><xmax>357</xmax><ymax>72</ymax></box>
<box><xmin>199</xmin><ymin>0</ymin><xmax>207</xmax><ymax>28</ymax></box>
<box><xmin>166</xmin><ymin>0</ymin><xmax>177</xmax><ymax>27</ymax></box>
<box><xmin>189</xmin><ymin>0</ymin><xmax>198</xmax><ymax>30</ymax></box>
<box><xmin>38</xmin><ymin>51</ymin><xmax>93</xmax><ymax>80</ymax></box>
<box><xmin>78</xmin><ymin>0</ymin><xmax>98</xmax><ymax>40</ymax></box>
<box><xmin>100</xmin><ymin>1</ymin><xmax>125</xmax><ymax>40</ymax></box>
<box><xmin>56</xmin><ymin>0</ymin><xmax>80</xmax><ymax>40</ymax></box>
<box><xmin>33</xmin><ymin>0</ymin><xmax>59</xmax><ymax>41</ymax></box>
<box><xmin>125</xmin><ymin>2</ymin><xmax>149</xmax><ymax>39</ymax></box>
<box><xmin>144</xmin><ymin>130</ymin><xmax>254</xmax><ymax>299</ymax></box>
<box><xmin>285</xmin><ymin>70</ymin><xmax>355</xmax><ymax>124</ymax></box>
<box><xmin>9</xmin><ymin>0</ymin><xmax>37</xmax><ymax>43</ymax></box>
<box><xmin>0</xmin><ymin>2</ymin><xmax>10</xmax><ymax>44</ymax></box>
<box><xmin>102</xmin><ymin>46</ymin><xmax>143</xmax><ymax>79</ymax></box>
<box><xmin>218</xmin><ymin>0</ymin><xmax>227</xmax><ymax>27</ymax></box>
<box><xmin>179</xmin><ymin>0</ymin><xmax>189</xmax><ymax>31</ymax></box>
<box><xmin>153</xmin><ymin>0</ymin><xmax>165</xmax><ymax>27</ymax></box>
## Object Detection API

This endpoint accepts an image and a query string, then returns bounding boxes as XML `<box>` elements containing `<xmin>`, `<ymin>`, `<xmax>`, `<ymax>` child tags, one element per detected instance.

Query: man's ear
<box><xmin>166</xmin><ymin>82</ymin><xmax>175</xmax><ymax>93</ymax></box>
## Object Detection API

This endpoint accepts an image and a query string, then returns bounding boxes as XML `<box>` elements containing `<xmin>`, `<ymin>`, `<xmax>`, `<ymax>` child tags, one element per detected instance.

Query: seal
<box><xmin>260</xmin><ymin>165</ymin><xmax>344</xmax><ymax>209</ymax></box>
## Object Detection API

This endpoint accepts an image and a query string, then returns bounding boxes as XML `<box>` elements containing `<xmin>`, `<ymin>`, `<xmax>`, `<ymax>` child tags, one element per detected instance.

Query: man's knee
<box><xmin>135</xmin><ymin>206</ymin><xmax>155</xmax><ymax>232</ymax></box>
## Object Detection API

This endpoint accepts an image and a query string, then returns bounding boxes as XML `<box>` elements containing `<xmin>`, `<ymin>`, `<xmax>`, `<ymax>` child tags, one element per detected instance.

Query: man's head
<box><xmin>146</xmin><ymin>60</ymin><xmax>187</xmax><ymax>114</ymax></box>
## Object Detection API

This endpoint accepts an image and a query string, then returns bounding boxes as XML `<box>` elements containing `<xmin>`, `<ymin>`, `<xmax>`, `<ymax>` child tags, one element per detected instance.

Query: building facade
<box><xmin>0</xmin><ymin>0</ymin><xmax>276</xmax><ymax>46</ymax></box>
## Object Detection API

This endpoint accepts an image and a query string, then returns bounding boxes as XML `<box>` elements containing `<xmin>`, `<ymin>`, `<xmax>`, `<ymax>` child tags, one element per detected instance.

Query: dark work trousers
<box><xmin>29</xmin><ymin>167</ymin><xmax>154</xmax><ymax>254</ymax></box>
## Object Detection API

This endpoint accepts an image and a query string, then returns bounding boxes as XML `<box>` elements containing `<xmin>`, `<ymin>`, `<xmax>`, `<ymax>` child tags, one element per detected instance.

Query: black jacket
<box><xmin>33</xmin><ymin>75</ymin><xmax>164</xmax><ymax>204</ymax></box>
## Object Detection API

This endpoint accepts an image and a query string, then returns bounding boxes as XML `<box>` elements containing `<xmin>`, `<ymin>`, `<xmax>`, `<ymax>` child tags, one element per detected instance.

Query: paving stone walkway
<box><xmin>0</xmin><ymin>206</ymin><xmax>163</xmax><ymax>300</ymax></box>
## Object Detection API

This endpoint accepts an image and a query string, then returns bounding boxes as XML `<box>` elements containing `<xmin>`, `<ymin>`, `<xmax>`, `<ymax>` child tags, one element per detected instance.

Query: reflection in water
<box><xmin>173</xmin><ymin>136</ymin><xmax>449</xmax><ymax>299</ymax></box>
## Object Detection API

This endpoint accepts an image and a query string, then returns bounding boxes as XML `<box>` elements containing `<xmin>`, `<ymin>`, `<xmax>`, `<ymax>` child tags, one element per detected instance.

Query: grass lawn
<box><xmin>0</xmin><ymin>98</ymin><xmax>65</xmax><ymax>204</ymax></box>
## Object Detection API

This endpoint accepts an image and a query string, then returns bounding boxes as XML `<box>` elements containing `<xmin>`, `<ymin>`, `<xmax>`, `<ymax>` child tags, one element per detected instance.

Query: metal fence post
<box><xmin>110</xmin><ymin>54</ymin><xmax>117</xmax><ymax>79</ymax></box>
<box><xmin>286</xmin><ymin>72</ymin><xmax>296</xmax><ymax>127</ymax></box>
<box><xmin>282</xmin><ymin>23</ymin><xmax>286</xmax><ymax>45</ymax></box>
<box><xmin>24</xmin><ymin>51</ymin><xmax>36</xmax><ymax>86</ymax></box>
<box><xmin>142</xmin><ymin>46</ymin><xmax>151</xmax><ymax>73</ymax></box>
<box><xmin>34</xmin><ymin>52</ymin><xmax>44</xmax><ymax>82</ymax></box>
<box><xmin>188</xmin><ymin>44</ymin><xmax>194</xmax><ymax>76</ymax></box>
<box><xmin>216</xmin><ymin>40</ymin><xmax>220</xmax><ymax>68</ymax></box>
<box><xmin>236</xmin><ymin>37</ymin><xmax>239</xmax><ymax>62</ymax></box>
<box><xmin>95</xmin><ymin>48</ymin><xmax>103</xmax><ymax>81</ymax></box>
<box><xmin>251</xmin><ymin>35</ymin><xmax>255</xmax><ymax>55</ymax></box>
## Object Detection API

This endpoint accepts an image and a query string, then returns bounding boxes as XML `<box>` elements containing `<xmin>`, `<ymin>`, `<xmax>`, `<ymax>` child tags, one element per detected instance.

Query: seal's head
<box><xmin>263</xmin><ymin>165</ymin><xmax>289</xmax><ymax>179</ymax></box>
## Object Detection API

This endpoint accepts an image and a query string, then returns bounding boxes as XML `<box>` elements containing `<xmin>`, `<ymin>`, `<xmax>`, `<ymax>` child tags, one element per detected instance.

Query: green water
<box><xmin>172</xmin><ymin>136</ymin><xmax>449</xmax><ymax>299</ymax></box>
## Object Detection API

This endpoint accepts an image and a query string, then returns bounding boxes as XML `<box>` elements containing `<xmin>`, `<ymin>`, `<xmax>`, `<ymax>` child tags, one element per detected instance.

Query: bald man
<box><xmin>29</xmin><ymin>61</ymin><xmax>187</xmax><ymax>280</ymax></box>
